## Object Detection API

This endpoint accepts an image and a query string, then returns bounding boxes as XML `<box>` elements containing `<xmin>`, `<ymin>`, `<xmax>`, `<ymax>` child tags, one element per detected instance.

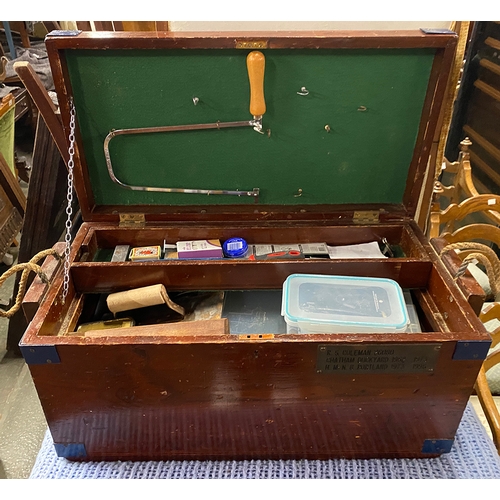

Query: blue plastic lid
<box><xmin>223</xmin><ymin>238</ymin><xmax>249</xmax><ymax>258</ymax></box>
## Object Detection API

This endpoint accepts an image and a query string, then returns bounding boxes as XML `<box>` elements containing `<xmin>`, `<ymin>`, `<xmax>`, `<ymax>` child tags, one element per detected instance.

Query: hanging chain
<box><xmin>62</xmin><ymin>99</ymin><xmax>76</xmax><ymax>304</ymax></box>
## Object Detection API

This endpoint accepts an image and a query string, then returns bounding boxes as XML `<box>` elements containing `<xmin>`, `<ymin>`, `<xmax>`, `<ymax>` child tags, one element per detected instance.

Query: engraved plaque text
<box><xmin>317</xmin><ymin>343</ymin><xmax>442</xmax><ymax>374</ymax></box>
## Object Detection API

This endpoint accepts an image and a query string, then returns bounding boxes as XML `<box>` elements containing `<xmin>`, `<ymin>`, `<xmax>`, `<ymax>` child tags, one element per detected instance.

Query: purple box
<box><xmin>176</xmin><ymin>239</ymin><xmax>223</xmax><ymax>259</ymax></box>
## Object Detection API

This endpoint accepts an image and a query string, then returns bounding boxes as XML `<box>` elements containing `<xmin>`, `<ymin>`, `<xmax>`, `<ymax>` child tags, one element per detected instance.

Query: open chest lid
<box><xmin>46</xmin><ymin>30</ymin><xmax>457</xmax><ymax>225</ymax></box>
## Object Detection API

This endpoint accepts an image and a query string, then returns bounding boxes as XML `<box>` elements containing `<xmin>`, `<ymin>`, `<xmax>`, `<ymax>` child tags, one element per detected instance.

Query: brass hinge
<box><xmin>119</xmin><ymin>213</ymin><xmax>146</xmax><ymax>228</ymax></box>
<box><xmin>353</xmin><ymin>210</ymin><xmax>380</xmax><ymax>224</ymax></box>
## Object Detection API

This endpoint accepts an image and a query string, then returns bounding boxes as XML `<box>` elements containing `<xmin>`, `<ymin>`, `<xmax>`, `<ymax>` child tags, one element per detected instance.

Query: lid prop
<box><xmin>102</xmin><ymin>51</ymin><xmax>266</xmax><ymax>202</ymax></box>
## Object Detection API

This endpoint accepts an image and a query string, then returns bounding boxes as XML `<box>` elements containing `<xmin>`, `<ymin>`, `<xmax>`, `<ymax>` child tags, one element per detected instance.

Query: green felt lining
<box><xmin>66</xmin><ymin>48</ymin><xmax>435</xmax><ymax>207</ymax></box>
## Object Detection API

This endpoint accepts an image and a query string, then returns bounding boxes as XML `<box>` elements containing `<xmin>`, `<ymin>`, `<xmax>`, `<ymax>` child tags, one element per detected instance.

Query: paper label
<box><xmin>327</xmin><ymin>241</ymin><xmax>387</xmax><ymax>259</ymax></box>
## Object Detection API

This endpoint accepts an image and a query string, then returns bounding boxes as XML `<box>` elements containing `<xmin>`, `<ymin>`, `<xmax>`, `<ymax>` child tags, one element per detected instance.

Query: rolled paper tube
<box><xmin>106</xmin><ymin>284</ymin><xmax>185</xmax><ymax>316</ymax></box>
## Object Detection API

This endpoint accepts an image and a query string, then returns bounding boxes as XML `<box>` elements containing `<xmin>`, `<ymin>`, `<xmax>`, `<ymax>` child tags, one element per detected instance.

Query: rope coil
<box><xmin>440</xmin><ymin>241</ymin><xmax>500</xmax><ymax>299</ymax></box>
<box><xmin>0</xmin><ymin>249</ymin><xmax>62</xmax><ymax>318</ymax></box>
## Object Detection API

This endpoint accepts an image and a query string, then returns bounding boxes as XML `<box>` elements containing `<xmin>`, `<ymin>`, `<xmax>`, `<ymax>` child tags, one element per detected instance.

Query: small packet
<box><xmin>129</xmin><ymin>246</ymin><xmax>162</xmax><ymax>261</ymax></box>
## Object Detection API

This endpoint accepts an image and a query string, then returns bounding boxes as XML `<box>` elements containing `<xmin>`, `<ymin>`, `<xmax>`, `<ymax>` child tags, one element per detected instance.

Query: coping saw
<box><xmin>103</xmin><ymin>51</ymin><xmax>266</xmax><ymax>202</ymax></box>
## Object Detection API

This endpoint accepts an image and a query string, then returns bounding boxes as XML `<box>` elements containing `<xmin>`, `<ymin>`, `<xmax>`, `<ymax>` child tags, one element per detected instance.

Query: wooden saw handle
<box><xmin>247</xmin><ymin>51</ymin><xmax>266</xmax><ymax>117</ymax></box>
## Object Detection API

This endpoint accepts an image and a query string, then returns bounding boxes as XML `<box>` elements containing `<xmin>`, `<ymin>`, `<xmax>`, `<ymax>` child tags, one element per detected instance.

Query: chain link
<box><xmin>62</xmin><ymin>99</ymin><xmax>76</xmax><ymax>304</ymax></box>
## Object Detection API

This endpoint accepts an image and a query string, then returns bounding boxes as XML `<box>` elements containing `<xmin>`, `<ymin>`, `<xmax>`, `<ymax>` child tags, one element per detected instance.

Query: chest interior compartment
<box><xmin>31</xmin><ymin>219</ymin><xmax>477</xmax><ymax>340</ymax></box>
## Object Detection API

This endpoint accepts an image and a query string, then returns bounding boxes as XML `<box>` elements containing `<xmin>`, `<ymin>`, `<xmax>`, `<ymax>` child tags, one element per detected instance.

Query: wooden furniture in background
<box><xmin>14</xmin><ymin>61</ymin><xmax>68</xmax><ymax>164</ymax></box>
<box><xmin>5</xmin><ymin>56</ymin><xmax>81</xmax><ymax>354</ymax></box>
<box><xmin>1</xmin><ymin>22</ymin><xmax>32</xmax><ymax>59</ymax></box>
<box><xmin>0</xmin><ymin>151</ymin><xmax>25</xmax><ymax>217</ymax></box>
<box><xmin>446</xmin><ymin>21</ymin><xmax>500</xmax><ymax>196</ymax></box>
<box><xmin>6</xmin><ymin>114</ymin><xmax>80</xmax><ymax>354</ymax></box>
<box><xmin>0</xmin><ymin>152</ymin><xmax>24</xmax><ymax>263</ymax></box>
<box><xmin>430</xmin><ymin>138</ymin><xmax>500</xmax><ymax>241</ymax></box>
<box><xmin>476</xmin><ymin>365</ymin><xmax>500</xmax><ymax>452</ymax></box>
<box><xmin>429</xmin><ymin>138</ymin><xmax>500</xmax><ymax>313</ymax></box>
<box><xmin>119</xmin><ymin>22</ymin><xmax>169</xmax><ymax>31</ymax></box>
<box><xmin>75</xmin><ymin>21</ymin><xmax>169</xmax><ymax>32</ymax></box>
<box><xmin>5</xmin><ymin>59</ymin><xmax>81</xmax><ymax>355</ymax></box>
<box><xmin>7</xmin><ymin>22</ymin><xmax>31</xmax><ymax>49</ymax></box>
<box><xmin>429</xmin><ymin>135</ymin><xmax>500</xmax><ymax>454</ymax></box>
<box><xmin>0</xmin><ymin>56</ymin><xmax>7</xmax><ymax>81</ymax></box>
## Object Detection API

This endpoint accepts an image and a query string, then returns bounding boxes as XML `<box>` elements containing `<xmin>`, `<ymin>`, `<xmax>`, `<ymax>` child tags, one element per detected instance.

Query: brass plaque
<box><xmin>316</xmin><ymin>343</ymin><xmax>442</xmax><ymax>374</ymax></box>
<box><xmin>235</xmin><ymin>40</ymin><xmax>268</xmax><ymax>49</ymax></box>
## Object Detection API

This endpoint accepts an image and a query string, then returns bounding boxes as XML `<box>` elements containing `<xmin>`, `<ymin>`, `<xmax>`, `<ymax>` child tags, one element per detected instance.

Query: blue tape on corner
<box><xmin>48</xmin><ymin>30</ymin><xmax>82</xmax><ymax>37</ymax></box>
<box><xmin>19</xmin><ymin>345</ymin><xmax>60</xmax><ymax>365</ymax></box>
<box><xmin>54</xmin><ymin>443</ymin><xmax>87</xmax><ymax>459</ymax></box>
<box><xmin>420</xmin><ymin>28</ymin><xmax>456</xmax><ymax>35</ymax></box>
<box><xmin>452</xmin><ymin>341</ymin><xmax>491</xmax><ymax>361</ymax></box>
<box><xmin>422</xmin><ymin>439</ymin><xmax>454</xmax><ymax>454</ymax></box>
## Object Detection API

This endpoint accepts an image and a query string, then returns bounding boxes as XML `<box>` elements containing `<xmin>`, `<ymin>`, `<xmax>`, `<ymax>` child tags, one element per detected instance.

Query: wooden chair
<box><xmin>75</xmin><ymin>21</ymin><xmax>170</xmax><ymax>32</ymax></box>
<box><xmin>477</xmin><ymin>301</ymin><xmax>500</xmax><ymax>451</ymax></box>
<box><xmin>429</xmin><ymin>137</ymin><xmax>500</xmax><ymax>240</ymax></box>
<box><xmin>429</xmin><ymin>136</ymin><xmax>500</xmax><ymax>304</ymax></box>
<box><xmin>5</xmin><ymin>62</ymin><xmax>81</xmax><ymax>354</ymax></box>
<box><xmin>429</xmin><ymin>138</ymin><xmax>500</xmax><ymax>453</ymax></box>
<box><xmin>0</xmin><ymin>56</ymin><xmax>8</xmax><ymax>82</ymax></box>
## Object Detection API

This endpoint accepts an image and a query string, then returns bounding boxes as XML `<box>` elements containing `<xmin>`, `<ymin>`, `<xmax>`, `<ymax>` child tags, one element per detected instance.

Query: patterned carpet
<box><xmin>29</xmin><ymin>403</ymin><xmax>500</xmax><ymax>479</ymax></box>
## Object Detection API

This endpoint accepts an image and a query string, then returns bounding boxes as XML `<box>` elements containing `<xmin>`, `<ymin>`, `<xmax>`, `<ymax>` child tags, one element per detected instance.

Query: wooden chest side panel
<box><xmin>28</xmin><ymin>340</ymin><xmax>480</xmax><ymax>461</ymax></box>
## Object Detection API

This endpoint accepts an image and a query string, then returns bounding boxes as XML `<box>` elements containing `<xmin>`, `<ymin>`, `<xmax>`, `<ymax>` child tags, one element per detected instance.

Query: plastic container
<box><xmin>282</xmin><ymin>274</ymin><xmax>409</xmax><ymax>334</ymax></box>
<box><xmin>404</xmin><ymin>290</ymin><xmax>422</xmax><ymax>333</ymax></box>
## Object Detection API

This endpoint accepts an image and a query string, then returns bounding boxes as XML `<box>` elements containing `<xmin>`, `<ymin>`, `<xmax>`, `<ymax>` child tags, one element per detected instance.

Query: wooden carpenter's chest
<box><xmin>19</xmin><ymin>30</ymin><xmax>491</xmax><ymax>461</ymax></box>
